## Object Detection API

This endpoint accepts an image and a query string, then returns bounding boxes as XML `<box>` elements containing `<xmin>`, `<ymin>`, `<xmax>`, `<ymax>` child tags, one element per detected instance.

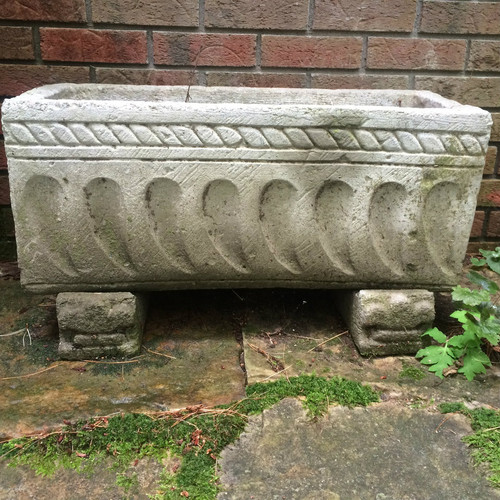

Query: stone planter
<box><xmin>2</xmin><ymin>84</ymin><xmax>492</xmax><ymax>357</ymax></box>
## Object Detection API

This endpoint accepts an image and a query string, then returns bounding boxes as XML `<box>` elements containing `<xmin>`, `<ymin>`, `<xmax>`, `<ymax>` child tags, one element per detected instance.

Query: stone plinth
<box><xmin>337</xmin><ymin>289</ymin><xmax>435</xmax><ymax>355</ymax></box>
<box><xmin>57</xmin><ymin>292</ymin><xmax>146</xmax><ymax>360</ymax></box>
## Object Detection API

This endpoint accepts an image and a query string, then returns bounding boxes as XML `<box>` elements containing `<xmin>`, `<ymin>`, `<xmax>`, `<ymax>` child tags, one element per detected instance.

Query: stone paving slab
<box><xmin>0</xmin><ymin>281</ymin><xmax>245</xmax><ymax>438</ymax></box>
<box><xmin>218</xmin><ymin>398</ymin><xmax>500</xmax><ymax>500</ymax></box>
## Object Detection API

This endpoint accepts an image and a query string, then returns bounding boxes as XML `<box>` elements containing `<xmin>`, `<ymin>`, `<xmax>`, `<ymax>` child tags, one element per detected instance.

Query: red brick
<box><xmin>470</xmin><ymin>211</ymin><xmax>485</xmax><ymax>238</ymax></box>
<box><xmin>0</xmin><ymin>65</ymin><xmax>90</xmax><ymax>96</ymax></box>
<box><xmin>154</xmin><ymin>33</ymin><xmax>256</xmax><ymax>67</ymax></box>
<box><xmin>41</xmin><ymin>29</ymin><xmax>147</xmax><ymax>64</ymax></box>
<box><xmin>367</xmin><ymin>38</ymin><xmax>465</xmax><ymax>70</ymax></box>
<box><xmin>93</xmin><ymin>0</ymin><xmax>198</xmax><ymax>26</ymax></box>
<box><xmin>0</xmin><ymin>141</ymin><xmax>6</xmax><ymax>171</ymax></box>
<box><xmin>2</xmin><ymin>0</ymin><xmax>85</xmax><ymax>22</ymax></box>
<box><xmin>312</xmin><ymin>74</ymin><xmax>409</xmax><ymax>89</ymax></box>
<box><xmin>0</xmin><ymin>176</ymin><xmax>9</xmax><ymax>205</ymax></box>
<box><xmin>421</xmin><ymin>1</ymin><xmax>500</xmax><ymax>35</ymax></box>
<box><xmin>487</xmin><ymin>212</ymin><xmax>500</xmax><ymax>238</ymax></box>
<box><xmin>484</xmin><ymin>147</ymin><xmax>497</xmax><ymax>176</ymax></box>
<box><xmin>414</xmin><ymin>77</ymin><xmax>500</xmax><ymax>108</ymax></box>
<box><xmin>469</xmin><ymin>41</ymin><xmax>500</xmax><ymax>72</ymax></box>
<box><xmin>314</xmin><ymin>0</ymin><xmax>416</xmax><ymax>32</ymax></box>
<box><xmin>492</xmin><ymin>113</ymin><xmax>500</xmax><ymax>142</ymax></box>
<box><xmin>205</xmin><ymin>0</ymin><xmax>309</xmax><ymax>30</ymax></box>
<box><xmin>0</xmin><ymin>27</ymin><xmax>34</xmax><ymax>60</ymax></box>
<box><xmin>262</xmin><ymin>36</ymin><xmax>362</xmax><ymax>69</ymax></box>
<box><xmin>206</xmin><ymin>72</ymin><xmax>307</xmax><ymax>88</ymax></box>
<box><xmin>96</xmin><ymin>68</ymin><xmax>199</xmax><ymax>86</ymax></box>
<box><xmin>477</xmin><ymin>180</ymin><xmax>500</xmax><ymax>207</ymax></box>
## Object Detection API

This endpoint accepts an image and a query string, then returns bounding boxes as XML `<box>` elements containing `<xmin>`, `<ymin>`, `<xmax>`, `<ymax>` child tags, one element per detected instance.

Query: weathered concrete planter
<box><xmin>2</xmin><ymin>84</ymin><xmax>492</xmax><ymax>357</ymax></box>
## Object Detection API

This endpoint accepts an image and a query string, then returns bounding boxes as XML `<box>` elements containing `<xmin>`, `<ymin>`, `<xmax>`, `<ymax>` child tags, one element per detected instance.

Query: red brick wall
<box><xmin>0</xmin><ymin>0</ymin><xmax>499</xmax><ymax>260</ymax></box>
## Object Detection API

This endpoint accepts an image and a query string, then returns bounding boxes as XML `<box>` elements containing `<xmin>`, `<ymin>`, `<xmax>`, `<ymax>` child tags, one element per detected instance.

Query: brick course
<box><xmin>415</xmin><ymin>77</ymin><xmax>500</xmax><ymax>108</ymax></box>
<box><xmin>2</xmin><ymin>0</ymin><xmax>85</xmax><ymax>22</ymax></box>
<box><xmin>206</xmin><ymin>72</ymin><xmax>307</xmax><ymax>88</ymax></box>
<box><xmin>205</xmin><ymin>0</ymin><xmax>309</xmax><ymax>30</ymax></box>
<box><xmin>421</xmin><ymin>1</ymin><xmax>500</xmax><ymax>35</ymax></box>
<box><xmin>471</xmin><ymin>211</ymin><xmax>485</xmax><ymax>238</ymax></box>
<box><xmin>96</xmin><ymin>69</ymin><xmax>198</xmax><ymax>86</ymax></box>
<box><xmin>0</xmin><ymin>0</ymin><xmax>499</xmax><ymax>252</ymax></box>
<box><xmin>314</xmin><ymin>0</ymin><xmax>417</xmax><ymax>32</ymax></box>
<box><xmin>40</xmin><ymin>29</ymin><xmax>148</xmax><ymax>64</ymax></box>
<box><xmin>93</xmin><ymin>0</ymin><xmax>198</xmax><ymax>27</ymax></box>
<box><xmin>0</xmin><ymin>65</ymin><xmax>89</xmax><ymax>96</ymax></box>
<box><xmin>0</xmin><ymin>27</ymin><xmax>34</xmax><ymax>60</ymax></box>
<box><xmin>469</xmin><ymin>41</ymin><xmax>500</xmax><ymax>72</ymax></box>
<box><xmin>312</xmin><ymin>75</ymin><xmax>409</xmax><ymax>89</ymax></box>
<box><xmin>367</xmin><ymin>38</ymin><xmax>466</xmax><ymax>71</ymax></box>
<box><xmin>262</xmin><ymin>36</ymin><xmax>363</xmax><ymax>69</ymax></box>
<box><xmin>484</xmin><ymin>147</ymin><xmax>498</xmax><ymax>176</ymax></box>
<box><xmin>487</xmin><ymin>212</ymin><xmax>500</xmax><ymax>238</ymax></box>
<box><xmin>154</xmin><ymin>33</ymin><xmax>256</xmax><ymax>67</ymax></box>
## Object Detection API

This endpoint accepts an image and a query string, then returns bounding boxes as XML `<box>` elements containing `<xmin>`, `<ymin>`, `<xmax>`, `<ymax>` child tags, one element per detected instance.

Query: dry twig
<box><xmin>307</xmin><ymin>330</ymin><xmax>349</xmax><ymax>353</ymax></box>
<box><xmin>247</xmin><ymin>342</ymin><xmax>285</xmax><ymax>372</ymax></box>
<box><xmin>143</xmin><ymin>346</ymin><xmax>176</xmax><ymax>359</ymax></box>
<box><xmin>0</xmin><ymin>363</ymin><xmax>62</xmax><ymax>381</ymax></box>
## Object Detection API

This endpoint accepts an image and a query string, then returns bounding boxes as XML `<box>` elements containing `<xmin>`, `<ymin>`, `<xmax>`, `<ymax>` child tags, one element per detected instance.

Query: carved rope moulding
<box><xmin>5</xmin><ymin>121</ymin><xmax>487</xmax><ymax>156</ymax></box>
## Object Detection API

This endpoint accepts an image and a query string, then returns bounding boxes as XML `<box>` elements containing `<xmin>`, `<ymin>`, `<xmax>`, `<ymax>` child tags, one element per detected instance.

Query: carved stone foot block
<box><xmin>56</xmin><ymin>292</ymin><xmax>147</xmax><ymax>360</ymax></box>
<box><xmin>337</xmin><ymin>289</ymin><xmax>435</xmax><ymax>356</ymax></box>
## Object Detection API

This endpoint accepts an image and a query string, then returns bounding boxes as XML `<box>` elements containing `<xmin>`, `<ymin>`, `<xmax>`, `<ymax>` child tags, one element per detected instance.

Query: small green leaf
<box><xmin>422</xmin><ymin>327</ymin><xmax>447</xmax><ymax>343</ymax></box>
<box><xmin>450</xmin><ymin>310</ymin><xmax>468</xmax><ymax>323</ymax></box>
<box><xmin>467</xmin><ymin>270</ymin><xmax>499</xmax><ymax>294</ymax></box>
<box><xmin>486</xmin><ymin>256</ymin><xmax>500</xmax><ymax>275</ymax></box>
<box><xmin>447</xmin><ymin>334</ymin><xmax>469</xmax><ymax>350</ymax></box>
<box><xmin>475</xmin><ymin>316</ymin><xmax>500</xmax><ymax>345</ymax></box>
<box><xmin>458</xmin><ymin>347</ymin><xmax>491</xmax><ymax>381</ymax></box>
<box><xmin>452</xmin><ymin>286</ymin><xmax>490</xmax><ymax>306</ymax></box>
<box><xmin>470</xmin><ymin>257</ymin><xmax>486</xmax><ymax>267</ymax></box>
<box><xmin>416</xmin><ymin>345</ymin><xmax>455</xmax><ymax>379</ymax></box>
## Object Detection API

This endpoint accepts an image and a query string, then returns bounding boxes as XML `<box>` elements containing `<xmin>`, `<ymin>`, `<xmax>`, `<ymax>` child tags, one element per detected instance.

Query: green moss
<box><xmin>398</xmin><ymin>362</ymin><xmax>426</xmax><ymax>381</ymax></box>
<box><xmin>439</xmin><ymin>403</ymin><xmax>500</xmax><ymax>487</ymax></box>
<box><xmin>0</xmin><ymin>375</ymin><xmax>379</xmax><ymax>498</ymax></box>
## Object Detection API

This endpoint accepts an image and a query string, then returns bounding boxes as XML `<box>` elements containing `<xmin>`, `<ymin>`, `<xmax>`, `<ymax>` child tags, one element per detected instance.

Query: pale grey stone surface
<box><xmin>337</xmin><ymin>289</ymin><xmax>435</xmax><ymax>355</ymax></box>
<box><xmin>56</xmin><ymin>292</ymin><xmax>146</xmax><ymax>360</ymax></box>
<box><xmin>218</xmin><ymin>399</ymin><xmax>500</xmax><ymax>500</ymax></box>
<box><xmin>1</xmin><ymin>85</ymin><xmax>492</xmax><ymax>292</ymax></box>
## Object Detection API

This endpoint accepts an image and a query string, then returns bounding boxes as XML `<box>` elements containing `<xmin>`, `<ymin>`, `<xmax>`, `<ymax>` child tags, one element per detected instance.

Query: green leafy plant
<box><xmin>416</xmin><ymin>248</ymin><xmax>500</xmax><ymax>380</ymax></box>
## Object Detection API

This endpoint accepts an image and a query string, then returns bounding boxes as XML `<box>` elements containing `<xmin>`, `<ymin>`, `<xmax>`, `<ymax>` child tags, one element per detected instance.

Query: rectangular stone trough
<box><xmin>2</xmin><ymin>84</ymin><xmax>492</xmax><ymax>357</ymax></box>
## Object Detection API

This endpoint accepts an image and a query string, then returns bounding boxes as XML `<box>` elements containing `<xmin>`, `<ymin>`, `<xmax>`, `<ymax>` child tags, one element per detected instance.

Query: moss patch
<box><xmin>440</xmin><ymin>402</ymin><xmax>500</xmax><ymax>487</ymax></box>
<box><xmin>1</xmin><ymin>375</ymin><xmax>379</xmax><ymax>499</ymax></box>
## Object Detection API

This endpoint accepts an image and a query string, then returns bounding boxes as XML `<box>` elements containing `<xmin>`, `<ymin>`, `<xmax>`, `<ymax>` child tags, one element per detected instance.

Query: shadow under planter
<box><xmin>1</xmin><ymin>85</ymin><xmax>492</xmax><ymax>359</ymax></box>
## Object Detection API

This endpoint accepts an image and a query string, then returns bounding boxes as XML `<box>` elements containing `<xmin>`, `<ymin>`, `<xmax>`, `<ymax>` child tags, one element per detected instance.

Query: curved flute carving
<box><xmin>423</xmin><ymin>181</ymin><xmax>463</xmax><ymax>275</ymax></box>
<box><xmin>203</xmin><ymin>180</ymin><xmax>249</xmax><ymax>273</ymax></box>
<box><xmin>145</xmin><ymin>179</ymin><xmax>195</xmax><ymax>274</ymax></box>
<box><xmin>22</xmin><ymin>175</ymin><xmax>77</xmax><ymax>277</ymax></box>
<box><xmin>315</xmin><ymin>180</ymin><xmax>355</xmax><ymax>275</ymax></box>
<box><xmin>84</xmin><ymin>178</ymin><xmax>136</xmax><ymax>275</ymax></box>
<box><xmin>369</xmin><ymin>182</ymin><xmax>408</xmax><ymax>276</ymax></box>
<box><xmin>259</xmin><ymin>180</ymin><xmax>302</xmax><ymax>274</ymax></box>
